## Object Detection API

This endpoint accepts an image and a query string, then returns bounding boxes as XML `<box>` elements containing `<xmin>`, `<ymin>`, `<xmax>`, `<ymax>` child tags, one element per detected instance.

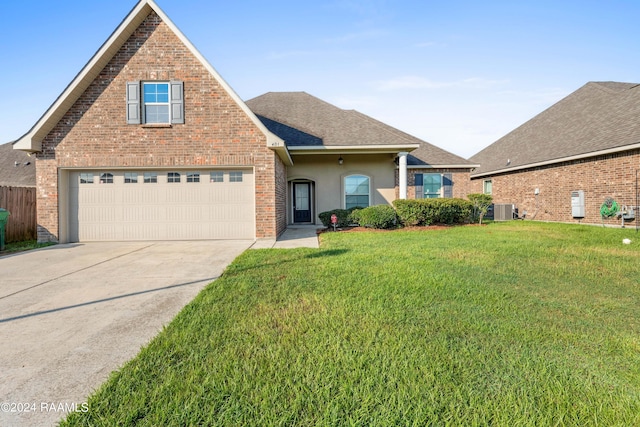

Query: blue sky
<box><xmin>1</xmin><ymin>0</ymin><xmax>638</xmax><ymax>158</ymax></box>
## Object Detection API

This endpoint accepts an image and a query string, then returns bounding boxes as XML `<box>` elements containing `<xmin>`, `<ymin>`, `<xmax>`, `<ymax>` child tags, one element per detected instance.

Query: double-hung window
<box><xmin>423</xmin><ymin>173</ymin><xmax>442</xmax><ymax>198</ymax></box>
<box><xmin>344</xmin><ymin>175</ymin><xmax>370</xmax><ymax>209</ymax></box>
<box><xmin>143</xmin><ymin>83</ymin><xmax>170</xmax><ymax>124</ymax></box>
<box><xmin>126</xmin><ymin>80</ymin><xmax>184</xmax><ymax>125</ymax></box>
<box><xmin>415</xmin><ymin>173</ymin><xmax>453</xmax><ymax>199</ymax></box>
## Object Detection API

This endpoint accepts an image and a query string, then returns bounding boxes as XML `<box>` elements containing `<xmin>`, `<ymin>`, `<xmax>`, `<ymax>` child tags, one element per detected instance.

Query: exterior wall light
<box><xmin>338</xmin><ymin>156</ymin><xmax>343</xmax><ymax>165</ymax></box>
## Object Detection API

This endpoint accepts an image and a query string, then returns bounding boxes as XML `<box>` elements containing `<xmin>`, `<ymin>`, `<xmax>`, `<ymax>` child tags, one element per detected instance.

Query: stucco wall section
<box><xmin>35</xmin><ymin>11</ymin><xmax>278</xmax><ymax>241</ymax></box>
<box><xmin>470</xmin><ymin>150</ymin><xmax>640</xmax><ymax>226</ymax></box>
<box><xmin>287</xmin><ymin>153</ymin><xmax>397</xmax><ymax>222</ymax></box>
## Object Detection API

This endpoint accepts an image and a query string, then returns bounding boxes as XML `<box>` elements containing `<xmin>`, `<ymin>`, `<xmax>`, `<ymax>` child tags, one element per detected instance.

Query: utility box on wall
<box><xmin>571</xmin><ymin>190</ymin><xmax>585</xmax><ymax>218</ymax></box>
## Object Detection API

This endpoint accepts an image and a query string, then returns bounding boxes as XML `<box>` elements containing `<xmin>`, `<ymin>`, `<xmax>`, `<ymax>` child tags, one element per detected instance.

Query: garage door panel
<box><xmin>70</xmin><ymin>169</ymin><xmax>255</xmax><ymax>241</ymax></box>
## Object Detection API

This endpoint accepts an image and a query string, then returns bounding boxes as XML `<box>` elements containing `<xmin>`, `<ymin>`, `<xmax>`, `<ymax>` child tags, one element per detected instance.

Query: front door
<box><xmin>293</xmin><ymin>182</ymin><xmax>311</xmax><ymax>223</ymax></box>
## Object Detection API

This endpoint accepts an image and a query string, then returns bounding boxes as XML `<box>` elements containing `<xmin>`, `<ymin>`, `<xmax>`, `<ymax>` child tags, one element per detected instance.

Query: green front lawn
<box><xmin>63</xmin><ymin>222</ymin><xmax>640</xmax><ymax>426</ymax></box>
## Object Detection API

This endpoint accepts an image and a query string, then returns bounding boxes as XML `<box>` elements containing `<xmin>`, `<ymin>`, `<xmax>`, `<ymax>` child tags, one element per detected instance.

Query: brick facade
<box><xmin>470</xmin><ymin>150</ymin><xmax>640</xmax><ymax>227</ymax></box>
<box><xmin>35</xmin><ymin>12</ymin><xmax>281</xmax><ymax>241</ymax></box>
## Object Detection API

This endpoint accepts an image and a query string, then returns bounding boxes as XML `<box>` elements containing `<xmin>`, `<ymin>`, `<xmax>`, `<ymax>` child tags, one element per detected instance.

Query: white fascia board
<box><xmin>289</xmin><ymin>144</ymin><xmax>420</xmax><ymax>154</ymax></box>
<box><xmin>407</xmin><ymin>164</ymin><xmax>480</xmax><ymax>169</ymax></box>
<box><xmin>470</xmin><ymin>142</ymin><xmax>640</xmax><ymax>178</ymax></box>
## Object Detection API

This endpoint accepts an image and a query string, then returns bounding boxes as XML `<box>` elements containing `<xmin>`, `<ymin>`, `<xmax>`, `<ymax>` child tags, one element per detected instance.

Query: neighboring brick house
<box><xmin>469</xmin><ymin>82</ymin><xmax>640</xmax><ymax>227</ymax></box>
<box><xmin>13</xmin><ymin>0</ymin><xmax>474</xmax><ymax>243</ymax></box>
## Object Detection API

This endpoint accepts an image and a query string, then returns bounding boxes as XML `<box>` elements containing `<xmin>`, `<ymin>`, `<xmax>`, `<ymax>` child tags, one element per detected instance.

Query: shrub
<box><xmin>350</xmin><ymin>205</ymin><xmax>398</xmax><ymax>229</ymax></box>
<box><xmin>393</xmin><ymin>198</ymin><xmax>473</xmax><ymax>226</ymax></box>
<box><xmin>318</xmin><ymin>208</ymin><xmax>359</xmax><ymax>227</ymax></box>
<box><xmin>468</xmin><ymin>193</ymin><xmax>493</xmax><ymax>224</ymax></box>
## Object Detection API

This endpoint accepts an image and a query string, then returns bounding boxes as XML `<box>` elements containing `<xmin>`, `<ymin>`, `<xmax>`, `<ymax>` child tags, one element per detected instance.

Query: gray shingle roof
<box><xmin>470</xmin><ymin>81</ymin><xmax>640</xmax><ymax>176</ymax></box>
<box><xmin>0</xmin><ymin>142</ymin><xmax>36</xmax><ymax>187</ymax></box>
<box><xmin>246</xmin><ymin>92</ymin><xmax>473</xmax><ymax>167</ymax></box>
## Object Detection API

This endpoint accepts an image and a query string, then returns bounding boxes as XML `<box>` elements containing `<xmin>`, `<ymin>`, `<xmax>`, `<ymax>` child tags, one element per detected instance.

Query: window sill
<box><xmin>141</xmin><ymin>123</ymin><xmax>172</xmax><ymax>128</ymax></box>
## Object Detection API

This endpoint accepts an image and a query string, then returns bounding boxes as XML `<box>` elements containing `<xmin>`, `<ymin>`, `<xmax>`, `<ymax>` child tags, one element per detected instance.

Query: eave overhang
<box><xmin>288</xmin><ymin>144</ymin><xmax>420</xmax><ymax>155</ymax></box>
<box><xmin>408</xmin><ymin>163</ymin><xmax>480</xmax><ymax>170</ymax></box>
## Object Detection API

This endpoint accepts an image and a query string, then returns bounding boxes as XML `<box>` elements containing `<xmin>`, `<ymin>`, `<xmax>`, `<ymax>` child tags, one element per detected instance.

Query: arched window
<box><xmin>344</xmin><ymin>175</ymin><xmax>370</xmax><ymax>209</ymax></box>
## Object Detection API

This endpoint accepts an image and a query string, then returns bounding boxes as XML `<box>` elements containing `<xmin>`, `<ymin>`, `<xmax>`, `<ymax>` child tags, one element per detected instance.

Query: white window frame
<box><xmin>423</xmin><ymin>173</ymin><xmax>442</xmax><ymax>199</ymax></box>
<box><xmin>483</xmin><ymin>179</ymin><xmax>493</xmax><ymax>195</ymax></box>
<box><xmin>344</xmin><ymin>174</ymin><xmax>370</xmax><ymax>209</ymax></box>
<box><xmin>142</xmin><ymin>82</ymin><xmax>170</xmax><ymax>124</ymax></box>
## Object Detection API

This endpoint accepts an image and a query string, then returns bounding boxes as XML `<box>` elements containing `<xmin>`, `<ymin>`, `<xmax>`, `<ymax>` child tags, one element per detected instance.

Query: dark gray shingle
<box><xmin>470</xmin><ymin>81</ymin><xmax>640</xmax><ymax>176</ymax></box>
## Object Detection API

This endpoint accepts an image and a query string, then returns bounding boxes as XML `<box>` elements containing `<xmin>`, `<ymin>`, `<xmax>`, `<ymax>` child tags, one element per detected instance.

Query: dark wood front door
<box><xmin>293</xmin><ymin>182</ymin><xmax>311</xmax><ymax>223</ymax></box>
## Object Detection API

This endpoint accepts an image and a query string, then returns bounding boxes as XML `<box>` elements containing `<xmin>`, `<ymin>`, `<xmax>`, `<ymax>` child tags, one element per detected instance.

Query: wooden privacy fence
<box><xmin>0</xmin><ymin>186</ymin><xmax>37</xmax><ymax>243</ymax></box>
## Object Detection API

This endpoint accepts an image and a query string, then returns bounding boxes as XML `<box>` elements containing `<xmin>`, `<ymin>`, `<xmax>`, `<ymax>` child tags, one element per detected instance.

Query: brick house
<box><xmin>13</xmin><ymin>0</ymin><xmax>474</xmax><ymax>243</ymax></box>
<box><xmin>469</xmin><ymin>82</ymin><xmax>640</xmax><ymax>227</ymax></box>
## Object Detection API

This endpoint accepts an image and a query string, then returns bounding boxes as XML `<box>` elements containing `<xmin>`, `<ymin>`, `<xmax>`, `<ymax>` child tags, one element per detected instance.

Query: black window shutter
<box><xmin>170</xmin><ymin>80</ymin><xmax>184</xmax><ymax>124</ymax></box>
<box><xmin>126</xmin><ymin>81</ymin><xmax>141</xmax><ymax>124</ymax></box>
<box><xmin>414</xmin><ymin>173</ymin><xmax>423</xmax><ymax>199</ymax></box>
<box><xmin>443</xmin><ymin>173</ymin><xmax>453</xmax><ymax>198</ymax></box>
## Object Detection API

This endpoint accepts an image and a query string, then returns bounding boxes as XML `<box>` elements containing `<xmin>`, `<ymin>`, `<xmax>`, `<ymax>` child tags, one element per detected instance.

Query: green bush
<box><xmin>468</xmin><ymin>193</ymin><xmax>493</xmax><ymax>224</ymax></box>
<box><xmin>393</xmin><ymin>198</ymin><xmax>473</xmax><ymax>226</ymax></box>
<box><xmin>318</xmin><ymin>207</ymin><xmax>360</xmax><ymax>227</ymax></box>
<box><xmin>350</xmin><ymin>205</ymin><xmax>398</xmax><ymax>229</ymax></box>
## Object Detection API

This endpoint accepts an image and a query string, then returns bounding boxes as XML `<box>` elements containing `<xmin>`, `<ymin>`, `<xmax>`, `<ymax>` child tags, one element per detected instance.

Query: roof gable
<box><xmin>470</xmin><ymin>81</ymin><xmax>640</xmax><ymax>176</ymax></box>
<box><xmin>13</xmin><ymin>0</ymin><xmax>284</xmax><ymax>157</ymax></box>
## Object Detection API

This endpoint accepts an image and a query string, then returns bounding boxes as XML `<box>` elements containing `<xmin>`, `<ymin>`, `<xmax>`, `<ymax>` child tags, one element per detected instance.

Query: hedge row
<box><xmin>392</xmin><ymin>198</ymin><xmax>473</xmax><ymax>226</ymax></box>
<box><xmin>318</xmin><ymin>207</ymin><xmax>361</xmax><ymax>227</ymax></box>
<box><xmin>319</xmin><ymin>198</ymin><xmax>473</xmax><ymax>229</ymax></box>
<box><xmin>350</xmin><ymin>205</ymin><xmax>398</xmax><ymax>229</ymax></box>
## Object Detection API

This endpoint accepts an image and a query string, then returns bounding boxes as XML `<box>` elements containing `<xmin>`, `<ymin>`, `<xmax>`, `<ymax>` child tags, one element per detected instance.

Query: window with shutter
<box><xmin>127</xmin><ymin>81</ymin><xmax>184</xmax><ymax>124</ymax></box>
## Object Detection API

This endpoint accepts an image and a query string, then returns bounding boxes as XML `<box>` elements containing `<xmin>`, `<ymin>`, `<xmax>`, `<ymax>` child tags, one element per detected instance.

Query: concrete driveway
<box><xmin>0</xmin><ymin>240</ymin><xmax>251</xmax><ymax>427</ymax></box>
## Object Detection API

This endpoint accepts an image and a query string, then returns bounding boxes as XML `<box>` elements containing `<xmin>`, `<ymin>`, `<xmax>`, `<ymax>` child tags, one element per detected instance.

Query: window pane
<box><xmin>423</xmin><ymin>173</ymin><xmax>441</xmax><ymax>198</ymax></box>
<box><xmin>144</xmin><ymin>105</ymin><xmax>170</xmax><ymax>124</ymax></box>
<box><xmin>187</xmin><ymin>172</ymin><xmax>200</xmax><ymax>183</ymax></box>
<box><xmin>144</xmin><ymin>172</ymin><xmax>158</xmax><ymax>183</ymax></box>
<box><xmin>100</xmin><ymin>173</ymin><xmax>114</xmax><ymax>184</ymax></box>
<box><xmin>346</xmin><ymin>195</ymin><xmax>369</xmax><ymax>210</ymax></box>
<box><xmin>345</xmin><ymin>175</ymin><xmax>369</xmax><ymax>209</ymax></box>
<box><xmin>210</xmin><ymin>172</ymin><xmax>223</xmax><ymax>183</ymax></box>
<box><xmin>124</xmin><ymin>173</ymin><xmax>138</xmax><ymax>183</ymax></box>
<box><xmin>484</xmin><ymin>180</ymin><xmax>492</xmax><ymax>195</ymax></box>
<box><xmin>80</xmin><ymin>173</ymin><xmax>93</xmax><ymax>184</ymax></box>
<box><xmin>168</xmin><ymin>172</ymin><xmax>181</xmax><ymax>183</ymax></box>
<box><xmin>143</xmin><ymin>83</ymin><xmax>169</xmax><ymax>103</ymax></box>
<box><xmin>230</xmin><ymin>172</ymin><xmax>243</xmax><ymax>182</ymax></box>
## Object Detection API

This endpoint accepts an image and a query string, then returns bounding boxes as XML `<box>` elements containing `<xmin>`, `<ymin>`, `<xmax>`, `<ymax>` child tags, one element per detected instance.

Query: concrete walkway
<box><xmin>251</xmin><ymin>225</ymin><xmax>324</xmax><ymax>249</ymax></box>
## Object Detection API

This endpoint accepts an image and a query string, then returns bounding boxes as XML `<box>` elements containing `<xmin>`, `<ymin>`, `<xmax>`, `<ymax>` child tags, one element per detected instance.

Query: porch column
<box><xmin>399</xmin><ymin>151</ymin><xmax>408</xmax><ymax>199</ymax></box>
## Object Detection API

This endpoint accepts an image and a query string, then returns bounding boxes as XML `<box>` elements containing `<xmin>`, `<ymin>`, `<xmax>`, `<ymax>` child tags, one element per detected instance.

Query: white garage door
<box><xmin>69</xmin><ymin>169</ymin><xmax>255</xmax><ymax>241</ymax></box>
